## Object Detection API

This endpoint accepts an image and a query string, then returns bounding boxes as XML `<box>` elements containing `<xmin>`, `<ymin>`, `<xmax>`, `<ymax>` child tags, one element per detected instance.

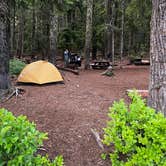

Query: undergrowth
<box><xmin>103</xmin><ymin>92</ymin><xmax>166</xmax><ymax>166</ymax></box>
<box><xmin>0</xmin><ymin>108</ymin><xmax>64</xmax><ymax>166</ymax></box>
<box><xmin>9</xmin><ymin>58</ymin><xmax>26</xmax><ymax>75</ymax></box>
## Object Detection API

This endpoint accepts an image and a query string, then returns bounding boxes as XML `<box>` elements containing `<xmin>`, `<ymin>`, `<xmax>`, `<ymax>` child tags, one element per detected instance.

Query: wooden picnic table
<box><xmin>90</xmin><ymin>61</ymin><xmax>110</xmax><ymax>69</ymax></box>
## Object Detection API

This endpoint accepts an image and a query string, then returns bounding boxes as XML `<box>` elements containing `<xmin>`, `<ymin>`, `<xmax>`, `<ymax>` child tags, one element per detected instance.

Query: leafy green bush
<box><xmin>0</xmin><ymin>108</ymin><xmax>63</xmax><ymax>166</ymax></box>
<box><xmin>103</xmin><ymin>92</ymin><xmax>166</xmax><ymax>166</ymax></box>
<box><xmin>9</xmin><ymin>58</ymin><xmax>26</xmax><ymax>75</ymax></box>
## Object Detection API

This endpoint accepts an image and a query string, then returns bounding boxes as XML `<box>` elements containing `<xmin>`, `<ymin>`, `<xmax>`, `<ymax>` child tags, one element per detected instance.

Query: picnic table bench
<box><xmin>90</xmin><ymin>61</ymin><xmax>110</xmax><ymax>69</ymax></box>
<box><xmin>133</xmin><ymin>58</ymin><xmax>150</xmax><ymax>66</ymax></box>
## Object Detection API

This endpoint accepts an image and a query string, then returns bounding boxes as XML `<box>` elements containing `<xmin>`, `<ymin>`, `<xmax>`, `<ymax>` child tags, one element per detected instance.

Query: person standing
<box><xmin>64</xmin><ymin>49</ymin><xmax>69</xmax><ymax>67</ymax></box>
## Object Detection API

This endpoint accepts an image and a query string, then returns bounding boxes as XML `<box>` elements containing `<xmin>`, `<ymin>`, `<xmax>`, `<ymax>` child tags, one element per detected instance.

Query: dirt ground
<box><xmin>0</xmin><ymin>65</ymin><xmax>149</xmax><ymax>166</ymax></box>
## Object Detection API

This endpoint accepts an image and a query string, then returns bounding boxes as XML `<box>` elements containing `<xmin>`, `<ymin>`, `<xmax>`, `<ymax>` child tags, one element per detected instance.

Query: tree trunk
<box><xmin>49</xmin><ymin>7</ymin><xmax>58</xmax><ymax>65</ymax></box>
<box><xmin>31</xmin><ymin>0</ymin><xmax>36</xmax><ymax>53</ymax></box>
<box><xmin>128</xmin><ymin>31</ymin><xmax>131</xmax><ymax>56</ymax></box>
<box><xmin>111</xmin><ymin>2</ymin><xmax>115</xmax><ymax>65</ymax></box>
<box><xmin>10</xmin><ymin>0</ymin><xmax>15</xmax><ymax>55</ymax></box>
<box><xmin>84</xmin><ymin>0</ymin><xmax>93</xmax><ymax>69</ymax></box>
<box><xmin>105</xmin><ymin>0</ymin><xmax>112</xmax><ymax>60</ymax></box>
<box><xmin>16</xmin><ymin>6</ymin><xmax>24</xmax><ymax>58</ymax></box>
<box><xmin>0</xmin><ymin>0</ymin><xmax>11</xmax><ymax>90</ymax></box>
<box><xmin>120</xmin><ymin>0</ymin><xmax>125</xmax><ymax>62</ymax></box>
<box><xmin>148</xmin><ymin>0</ymin><xmax>166</xmax><ymax>116</ymax></box>
<box><xmin>13</xmin><ymin>0</ymin><xmax>16</xmax><ymax>52</ymax></box>
<box><xmin>92</xmin><ymin>45</ymin><xmax>97</xmax><ymax>60</ymax></box>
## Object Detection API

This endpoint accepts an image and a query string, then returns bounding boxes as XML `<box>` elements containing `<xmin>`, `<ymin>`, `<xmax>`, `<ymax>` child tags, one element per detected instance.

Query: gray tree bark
<box><xmin>120</xmin><ymin>0</ymin><xmax>125</xmax><ymax>62</ymax></box>
<box><xmin>10</xmin><ymin>0</ymin><xmax>16</xmax><ymax>53</ymax></box>
<box><xmin>148</xmin><ymin>0</ymin><xmax>166</xmax><ymax>116</ymax></box>
<box><xmin>31</xmin><ymin>0</ymin><xmax>36</xmax><ymax>53</ymax></box>
<box><xmin>84</xmin><ymin>0</ymin><xmax>93</xmax><ymax>69</ymax></box>
<box><xmin>111</xmin><ymin>2</ymin><xmax>115</xmax><ymax>65</ymax></box>
<box><xmin>105</xmin><ymin>0</ymin><xmax>112</xmax><ymax>60</ymax></box>
<box><xmin>16</xmin><ymin>6</ymin><xmax>24</xmax><ymax>58</ymax></box>
<box><xmin>49</xmin><ymin>6</ymin><xmax>58</xmax><ymax>65</ymax></box>
<box><xmin>128</xmin><ymin>31</ymin><xmax>131</xmax><ymax>56</ymax></box>
<box><xmin>0</xmin><ymin>0</ymin><xmax>11</xmax><ymax>90</ymax></box>
<box><xmin>13</xmin><ymin>0</ymin><xmax>16</xmax><ymax>52</ymax></box>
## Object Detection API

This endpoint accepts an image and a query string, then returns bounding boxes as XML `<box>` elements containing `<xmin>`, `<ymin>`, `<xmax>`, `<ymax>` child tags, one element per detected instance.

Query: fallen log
<box><xmin>57</xmin><ymin>66</ymin><xmax>79</xmax><ymax>75</ymax></box>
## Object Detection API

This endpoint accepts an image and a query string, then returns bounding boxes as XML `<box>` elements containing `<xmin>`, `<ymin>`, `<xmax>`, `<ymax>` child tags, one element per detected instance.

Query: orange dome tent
<box><xmin>17</xmin><ymin>60</ymin><xmax>63</xmax><ymax>84</ymax></box>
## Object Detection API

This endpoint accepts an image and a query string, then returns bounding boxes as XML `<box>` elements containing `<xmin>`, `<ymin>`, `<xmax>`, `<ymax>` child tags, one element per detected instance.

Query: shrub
<box><xmin>103</xmin><ymin>92</ymin><xmax>166</xmax><ymax>166</ymax></box>
<box><xmin>9</xmin><ymin>58</ymin><xmax>26</xmax><ymax>75</ymax></box>
<box><xmin>0</xmin><ymin>108</ymin><xmax>63</xmax><ymax>166</ymax></box>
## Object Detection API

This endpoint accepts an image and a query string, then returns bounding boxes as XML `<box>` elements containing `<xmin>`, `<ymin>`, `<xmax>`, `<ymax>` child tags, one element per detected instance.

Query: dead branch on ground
<box><xmin>101</xmin><ymin>66</ymin><xmax>114</xmax><ymax>77</ymax></box>
<box><xmin>91</xmin><ymin>128</ymin><xmax>104</xmax><ymax>150</ymax></box>
<box><xmin>1</xmin><ymin>87</ymin><xmax>25</xmax><ymax>102</ymax></box>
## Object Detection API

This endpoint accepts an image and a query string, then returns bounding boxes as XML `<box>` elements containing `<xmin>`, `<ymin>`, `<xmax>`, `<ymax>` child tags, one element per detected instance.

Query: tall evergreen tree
<box><xmin>49</xmin><ymin>3</ymin><xmax>58</xmax><ymax>65</ymax></box>
<box><xmin>16</xmin><ymin>0</ymin><xmax>26</xmax><ymax>58</ymax></box>
<box><xmin>84</xmin><ymin>0</ymin><xmax>93</xmax><ymax>69</ymax></box>
<box><xmin>0</xmin><ymin>0</ymin><xmax>11</xmax><ymax>90</ymax></box>
<box><xmin>148</xmin><ymin>0</ymin><xmax>166</xmax><ymax>115</ymax></box>
<box><xmin>105</xmin><ymin>0</ymin><xmax>112</xmax><ymax>60</ymax></box>
<box><xmin>120</xmin><ymin>0</ymin><xmax>125</xmax><ymax>62</ymax></box>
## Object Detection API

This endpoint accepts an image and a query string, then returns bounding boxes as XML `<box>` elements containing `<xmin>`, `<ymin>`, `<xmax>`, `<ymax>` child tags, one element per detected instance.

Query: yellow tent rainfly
<box><xmin>17</xmin><ymin>60</ymin><xmax>63</xmax><ymax>84</ymax></box>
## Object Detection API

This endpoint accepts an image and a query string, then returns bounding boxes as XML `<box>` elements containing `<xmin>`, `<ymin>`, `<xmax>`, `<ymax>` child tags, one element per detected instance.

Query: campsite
<box><xmin>0</xmin><ymin>0</ymin><xmax>166</xmax><ymax>166</ymax></box>
<box><xmin>0</xmin><ymin>64</ymin><xmax>149</xmax><ymax>166</ymax></box>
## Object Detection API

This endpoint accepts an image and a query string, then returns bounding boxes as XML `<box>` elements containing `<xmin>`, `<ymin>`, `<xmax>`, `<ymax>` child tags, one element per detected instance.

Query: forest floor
<box><xmin>0</xmin><ymin>65</ymin><xmax>149</xmax><ymax>166</ymax></box>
